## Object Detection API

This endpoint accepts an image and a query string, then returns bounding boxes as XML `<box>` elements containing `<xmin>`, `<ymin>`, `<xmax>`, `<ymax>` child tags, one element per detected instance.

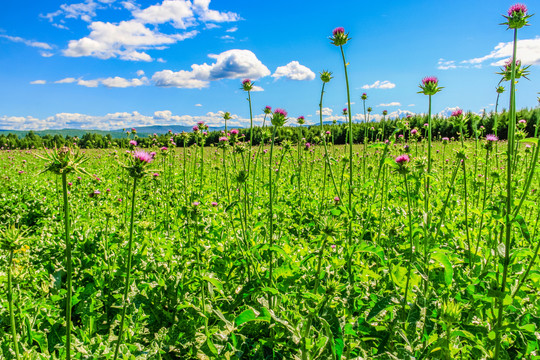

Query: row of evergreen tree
<box><xmin>1</xmin><ymin>108</ymin><xmax>538</xmax><ymax>150</ymax></box>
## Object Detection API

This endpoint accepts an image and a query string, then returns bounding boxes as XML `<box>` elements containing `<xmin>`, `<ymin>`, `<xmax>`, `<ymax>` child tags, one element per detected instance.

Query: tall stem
<box><xmin>494</xmin><ymin>28</ymin><xmax>518</xmax><ymax>360</ymax></box>
<box><xmin>8</xmin><ymin>250</ymin><xmax>20</xmax><ymax>360</ymax></box>
<box><xmin>340</xmin><ymin>44</ymin><xmax>354</xmax><ymax>257</ymax></box>
<box><xmin>113</xmin><ymin>177</ymin><xmax>138</xmax><ymax>360</ymax></box>
<box><xmin>268</xmin><ymin>125</ymin><xmax>277</xmax><ymax>308</ymax></box>
<box><xmin>62</xmin><ymin>172</ymin><xmax>72</xmax><ymax>360</ymax></box>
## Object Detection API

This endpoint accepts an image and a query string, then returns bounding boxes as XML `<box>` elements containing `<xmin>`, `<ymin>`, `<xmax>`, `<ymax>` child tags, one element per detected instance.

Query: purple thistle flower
<box><xmin>160</xmin><ymin>146</ymin><xmax>168</xmax><ymax>151</ymax></box>
<box><xmin>411</xmin><ymin>129</ymin><xmax>418</xmax><ymax>135</ymax></box>
<box><xmin>342</xmin><ymin>108</ymin><xmax>348</xmax><ymax>115</ymax></box>
<box><xmin>508</xmin><ymin>3</ymin><xmax>527</xmax><ymax>16</ymax></box>
<box><xmin>133</xmin><ymin>151</ymin><xmax>154</xmax><ymax>164</ymax></box>
<box><xmin>326</xmin><ymin>130</ymin><xmax>331</xmax><ymax>135</ymax></box>
<box><xmin>192</xmin><ymin>125</ymin><xmax>199</xmax><ymax>132</ymax></box>
<box><xmin>486</xmin><ymin>134</ymin><xmax>499</xmax><ymax>141</ymax></box>
<box><xmin>333</xmin><ymin>27</ymin><xmax>345</xmax><ymax>35</ymax></box>
<box><xmin>275</xmin><ymin>108</ymin><xmax>288</xmax><ymax>117</ymax></box>
<box><xmin>442</xmin><ymin>137</ymin><xmax>450</xmax><ymax>141</ymax></box>
<box><xmin>422</xmin><ymin>76</ymin><xmax>438</xmax><ymax>86</ymax></box>
<box><xmin>152</xmin><ymin>173</ymin><xmax>159</xmax><ymax>177</ymax></box>
<box><xmin>424</xmin><ymin>123</ymin><xmax>429</xmax><ymax>127</ymax></box>
<box><xmin>129</xmin><ymin>140</ymin><xmax>137</xmax><ymax>146</ymax></box>
<box><xmin>334</xmin><ymin>196</ymin><xmax>340</xmax><ymax>202</ymax></box>
<box><xmin>451</xmin><ymin>108</ymin><xmax>463</xmax><ymax>117</ymax></box>
<box><xmin>242</xmin><ymin>79</ymin><xmax>251</xmax><ymax>85</ymax></box>
<box><xmin>211</xmin><ymin>201</ymin><xmax>218</xmax><ymax>207</ymax></box>
<box><xmin>219</xmin><ymin>136</ymin><xmax>229</xmax><ymax>142</ymax></box>
<box><xmin>192</xmin><ymin>201</ymin><xmax>200</xmax><ymax>206</ymax></box>
<box><xmin>518</xmin><ymin>119</ymin><xmax>527</xmax><ymax>124</ymax></box>
<box><xmin>395</xmin><ymin>154</ymin><xmax>410</xmax><ymax>164</ymax></box>
<box><xmin>230</xmin><ymin>129</ymin><xmax>239</xmax><ymax>135</ymax></box>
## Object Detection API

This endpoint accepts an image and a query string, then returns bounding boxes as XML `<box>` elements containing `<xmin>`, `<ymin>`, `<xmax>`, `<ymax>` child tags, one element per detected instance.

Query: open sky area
<box><xmin>0</xmin><ymin>0</ymin><xmax>539</xmax><ymax>131</ymax></box>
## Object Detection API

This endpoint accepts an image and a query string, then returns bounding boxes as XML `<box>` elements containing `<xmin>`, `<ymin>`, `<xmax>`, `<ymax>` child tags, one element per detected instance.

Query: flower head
<box><xmin>223</xmin><ymin>111</ymin><xmax>231</xmax><ymax>120</ymax></box>
<box><xmin>418</xmin><ymin>76</ymin><xmax>443</xmax><ymax>96</ymax></box>
<box><xmin>320</xmin><ymin>70</ymin><xmax>333</xmax><ymax>83</ymax></box>
<box><xmin>271</xmin><ymin>108</ymin><xmax>288</xmax><ymax>127</ymax></box>
<box><xmin>504</xmin><ymin>3</ymin><xmax>531</xmax><ymax>29</ymax></box>
<box><xmin>342</xmin><ymin>108</ymin><xmax>348</xmax><ymax>115</ymax></box>
<box><xmin>451</xmin><ymin>108</ymin><xmax>463</xmax><ymax>118</ymax></box>
<box><xmin>361</xmin><ymin>93</ymin><xmax>367</xmax><ymax>100</ymax></box>
<box><xmin>297</xmin><ymin>116</ymin><xmax>305</xmax><ymax>125</ymax></box>
<box><xmin>133</xmin><ymin>151</ymin><xmax>154</xmax><ymax>164</ymax></box>
<box><xmin>129</xmin><ymin>140</ymin><xmax>137</xmax><ymax>147</ymax></box>
<box><xmin>367</xmin><ymin>107</ymin><xmax>372</xmax><ymax>113</ymax></box>
<box><xmin>486</xmin><ymin>134</ymin><xmax>499</xmax><ymax>141</ymax></box>
<box><xmin>330</xmin><ymin>27</ymin><xmax>349</xmax><ymax>46</ymax></box>
<box><xmin>498</xmin><ymin>58</ymin><xmax>530</xmax><ymax>81</ymax></box>
<box><xmin>263</xmin><ymin>105</ymin><xmax>272</xmax><ymax>114</ymax></box>
<box><xmin>411</xmin><ymin>129</ymin><xmax>418</xmax><ymax>135</ymax></box>
<box><xmin>382</xmin><ymin>110</ymin><xmax>388</xmax><ymax>116</ymax></box>
<box><xmin>395</xmin><ymin>154</ymin><xmax>410</xmax><ymax>164</ymax></box>
<box><xmin>241</xmin><ymin>79</ymin><xmax>253</xmax><ymax>91</ymax></box>
<box><xmin>496</xmin><ymin>85</ymin><xmax>506</xmax><ymax>94</ymax></box>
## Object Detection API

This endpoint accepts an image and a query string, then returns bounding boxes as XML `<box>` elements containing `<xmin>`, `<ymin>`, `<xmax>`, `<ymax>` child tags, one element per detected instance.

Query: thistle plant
<box><xmin>223</xmin><ymin>111</ymin><xmax>231</xmax><ymax>133</ymax></box>
<box><xmin>330</xmin><ymin>26</ymin><xmax>355</xmax><ymax>260</ymax></box>
<box><xmin>451</xmin><ymin>108</ymin><xmax>466</xmax><ymax>147</ymax></box>
<box><xmin>38</xmin><ymin>146</ymin><xmax>89</xmax><ymax>360</ymax></box>
<box><xmin>361</xmin><ymin>93</ymin><xmax>369</xmax><ymax>179</ymax></box>
<box><xmin>495</xmin><ymin>4</ymin><xmax>533</xmax><ymax>358</ymax></box>
<box><xmin>1</xmin><ymin>225</ymin><xmax>30</xmax><ymax>360</ymax></box>
<box><xmin>113</xmin><ymin>150</ymin><xmax>155</xmax><ymax>360</ymax></box>
<box><xmin>268</xmin><ymin>108</ymin><xmax>287</xmax><ymax>307</ymax></box>
<box><xmin>394</xmin><ymin>154</ymin><xmax>414</xmax><ymax>323</ymax></box>
<box><xmin>241</xmin><ymin>79</ymin><xmax>255</xmax><ymax>149</ymax></box>
<box><xmin>381</xmin><ymin>109</ymin><xmax>388</xmax><ymax>141</ymax></box>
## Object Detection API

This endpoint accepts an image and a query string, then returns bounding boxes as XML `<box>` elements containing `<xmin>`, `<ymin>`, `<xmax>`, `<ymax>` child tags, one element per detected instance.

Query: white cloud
<box><xmin>195</xmin><ymin>103</ymin><xmax>202</xmax><ymax>106</ymax></box>
<box><xmin>0</xmin><ymin>34</ymin><xmax>52</xmax><ymax>50</ymax></box>
<box><xmin>152</xmin><ymin>49</ymin><xmax>270</xmax><ymax>88</ymax></box>
<box><xmin>316</xmin><ymin>107</ymin><xmax>333</xmax><ymax>116</ymax></box>
<box><xmin>361</xmin><ymin>80</ymin><xmax>396</xmax><ymax>89</ymax></box>
<box><xmin>40</xmin><ymin>52</ymin><xmax>55</xmax><ymax>57</ymax></box>
<box><xmin>136</xmin><ymin>70</ymin><xmax>145</xmax><ymax>76</ymax></box>
<box><xmin>377</xmin><ymin>102</ymin><xmax>401</xmax><ymax>107</ymax></box>
<box><xmin>133</xmin><ymin>0</ymin><xmax>195</xmax><ymax>28</ymax></box>
<box><xmin>408</xmin><ymin>104</ymin><xmax>415</xmax><ymax>107</ymax></box>
<box><xmin>55</xmin><ymin>77</ymin><xmax>78</xmax><ymax>84</ymax></box>
<box><xmin>41</xmin><ymin>0</ymin><xmax>114</xmax><ymax>23</ymax></box>
<box><xmin>220</xmin><ymin>35</ymin><xmax>234</xmax><ymax>40</ymax></box>
<box><xmin>193</xmin><ymin>0</ymin><xmax>240</xmax><ymax>23</ymax></box>
<box><xmin>463</xmin><ymin>37</ymin><xmax>540</xmax><ymax>66</ymax></box>
<box><xmin>63</xmin><ymin>20</ymin><xmax>198</xmax><ymax>61</ymax></box>
<box><xmin>437</xmin><ymin>59</ymin><xmax>457</xmax><ymax>70</ymax></box>
<box><xmin>272</xmin><ymin>61</ymin><xmax>315</xmax><ymax>81</ymax></box>
<box><xmin>251</xmin><ymin>85</ymin><xmax>264</xmax><ymax>92</ymax></box>
<box><xmin>226</xmin><ymin>26</ymin><xmax>238</xmax><ymax>32</ymax></box>
<box><xmin>30</xmin><ymin>80</ymin><xmax>47</xmax><ymax>85</ymax></box>
<box><xmin>78</xmin><ymin>79</ymin><xmax>100</xmax><ymax>87</ymax></box>
<box><xmin>101</xmin><ymin>76</ymin><xmax>148</xmax><ymax>87</ymax></box>
<box><xmin>121</xmin><ymin>1</ymin><xmax>138</xmax><ymax>11</ymax></box>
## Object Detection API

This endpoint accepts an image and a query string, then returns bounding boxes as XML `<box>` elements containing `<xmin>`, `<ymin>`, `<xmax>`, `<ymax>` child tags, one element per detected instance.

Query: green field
<box><xmin>1</xmin><ymin>134</ymin><xmax>539</xmax><ymax>359</ymax></box>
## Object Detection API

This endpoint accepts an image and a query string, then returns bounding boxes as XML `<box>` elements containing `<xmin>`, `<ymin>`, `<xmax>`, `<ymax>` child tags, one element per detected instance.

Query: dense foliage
<box><xmin>1</xmin><ymin>132</ymin><xmax>539</xmax><ymax>358</ymax></box>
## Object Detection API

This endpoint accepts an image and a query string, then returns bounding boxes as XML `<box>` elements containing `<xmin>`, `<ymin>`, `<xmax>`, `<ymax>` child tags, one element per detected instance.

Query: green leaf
<box><xmin>514</xmin><ymin>215</ymin><xmax>531</xmax><ymax>243</ymax></box>
<box><xmin>431</xmin><ymin>251</ymin><xmax>453</xmax><ymax>285</ymax></box>
<box><xmin>366</xmin><ymin>296</ymin><xmax>392</xmax><ymax>322</ymax></box>
<box><xmin>519</xmin><ymin>138</ymin><xmax>538</xmax><ymax>144</ymax></box>
<box><xmin>235</xmin><ymin>309</ymin><xmax>257</xmax><ymax>326</ymax></box>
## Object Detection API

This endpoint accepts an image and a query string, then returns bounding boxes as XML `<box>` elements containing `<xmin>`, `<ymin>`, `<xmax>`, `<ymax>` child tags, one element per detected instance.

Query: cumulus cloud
<box><xmin>133</xmin><ymin>0</ymin><xmax>195</xmax><ymax>28</ymax></box>
<box><xmin>361</xmin><ymin>80</ymin><xmax>396</xmax><ymax>89</ymax></box>
<box><xmin>78</xmin><ymin>79</ymin><xmax>99</xmax><ymax>87</ymax></box>
<box><xmin>272</xmin><ymin>61</ymin><xmax>315</xmax><ymax>81</ymax></box>
<box><xmin>63</xmin><ymin>20</ymin><xmax>198</xmax><ymax>61</ymax></box>
<box><xmin>30</xmin><ymin>80</ymin><xmax>47</xmax><ymax>85</ymax></box>
<box><xmin>226</xmin><ymin>26</ymin><xmax>238</xmax><ymax>32</ymax></box>
<box><xmin>0</xmin><ymin>34</ymin><xmax>52</xmax><ymax>50</ymax></box>
<box><xmin>377</xmin><ymin>102</ymin><xmax>401</xmax><ymax>107</ymax></box>
<box><xmin>152</xmin><ymin>49</ymin><xmax>270</xmax><ymax>88</ymax></box>
<box><xmin>462</xmin><ymin>37</ymin><xmax>540</xmax><ymax>66</ymax></box>
<box><xmin>316</xmin><ymin>107</ymin><xmax>333</xmax><ymax>116</ymax></box>
<box><xmin>59</xmin><ymin>1</ymin><xmax>240</xmax><ymax>61</ymax></box>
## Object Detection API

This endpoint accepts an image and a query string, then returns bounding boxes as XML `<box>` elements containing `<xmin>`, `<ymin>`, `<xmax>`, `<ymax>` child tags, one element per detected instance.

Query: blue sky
<box><xmin>0</xmin><ymin>0</ymin><xmax>539</xmax><ymax>131</ymax></box>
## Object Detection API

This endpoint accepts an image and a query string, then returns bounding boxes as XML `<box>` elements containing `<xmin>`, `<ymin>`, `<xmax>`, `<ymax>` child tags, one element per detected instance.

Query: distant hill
<box><xmin>0</xmin><ymin>125</ymin><xmax>227</xmax><ymax>139</ymax></box>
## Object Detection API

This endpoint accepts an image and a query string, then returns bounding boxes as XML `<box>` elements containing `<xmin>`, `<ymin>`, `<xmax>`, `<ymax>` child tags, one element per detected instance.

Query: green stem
<box><xmin>268</xmin><ymin>125</ymin><xmax>277</xmax><ymax>308</ymax></box>
<box><xmin>62</xmin><ymin>172</ymin><xmax>72</xmax><ymax>360</ymax></box>
<box><xmin>8</xmin><ymin>250</ymin><xmax>20</xmax><ymax>360</ymax></box>
<box><xmin>401</xmin><ymin>171</ymin><xmax>414</xmax><ymax>324</ymax></box>
<box><xmin>113</xmin><ymin>177</ymin><xmax>138</xmax><ymax>360</ymax></box>
<box><xmin>494</xmin><ymin>27</ymin><xmax>518</xmax><ymax>360</ymax></box>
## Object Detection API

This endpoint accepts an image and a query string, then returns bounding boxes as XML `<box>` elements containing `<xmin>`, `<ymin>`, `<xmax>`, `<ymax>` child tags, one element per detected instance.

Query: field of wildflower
<box><xmin>1</xmin><ymin>3</ymin><xmax>540</xmax><ymax>360</ymax></box>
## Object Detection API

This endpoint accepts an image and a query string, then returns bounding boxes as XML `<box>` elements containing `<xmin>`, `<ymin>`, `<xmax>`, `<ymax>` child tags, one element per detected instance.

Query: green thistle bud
<box><xmin>320</xmin><ymin>70</ymin><xmax>333</xmax><ymax>83</ymax></box>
